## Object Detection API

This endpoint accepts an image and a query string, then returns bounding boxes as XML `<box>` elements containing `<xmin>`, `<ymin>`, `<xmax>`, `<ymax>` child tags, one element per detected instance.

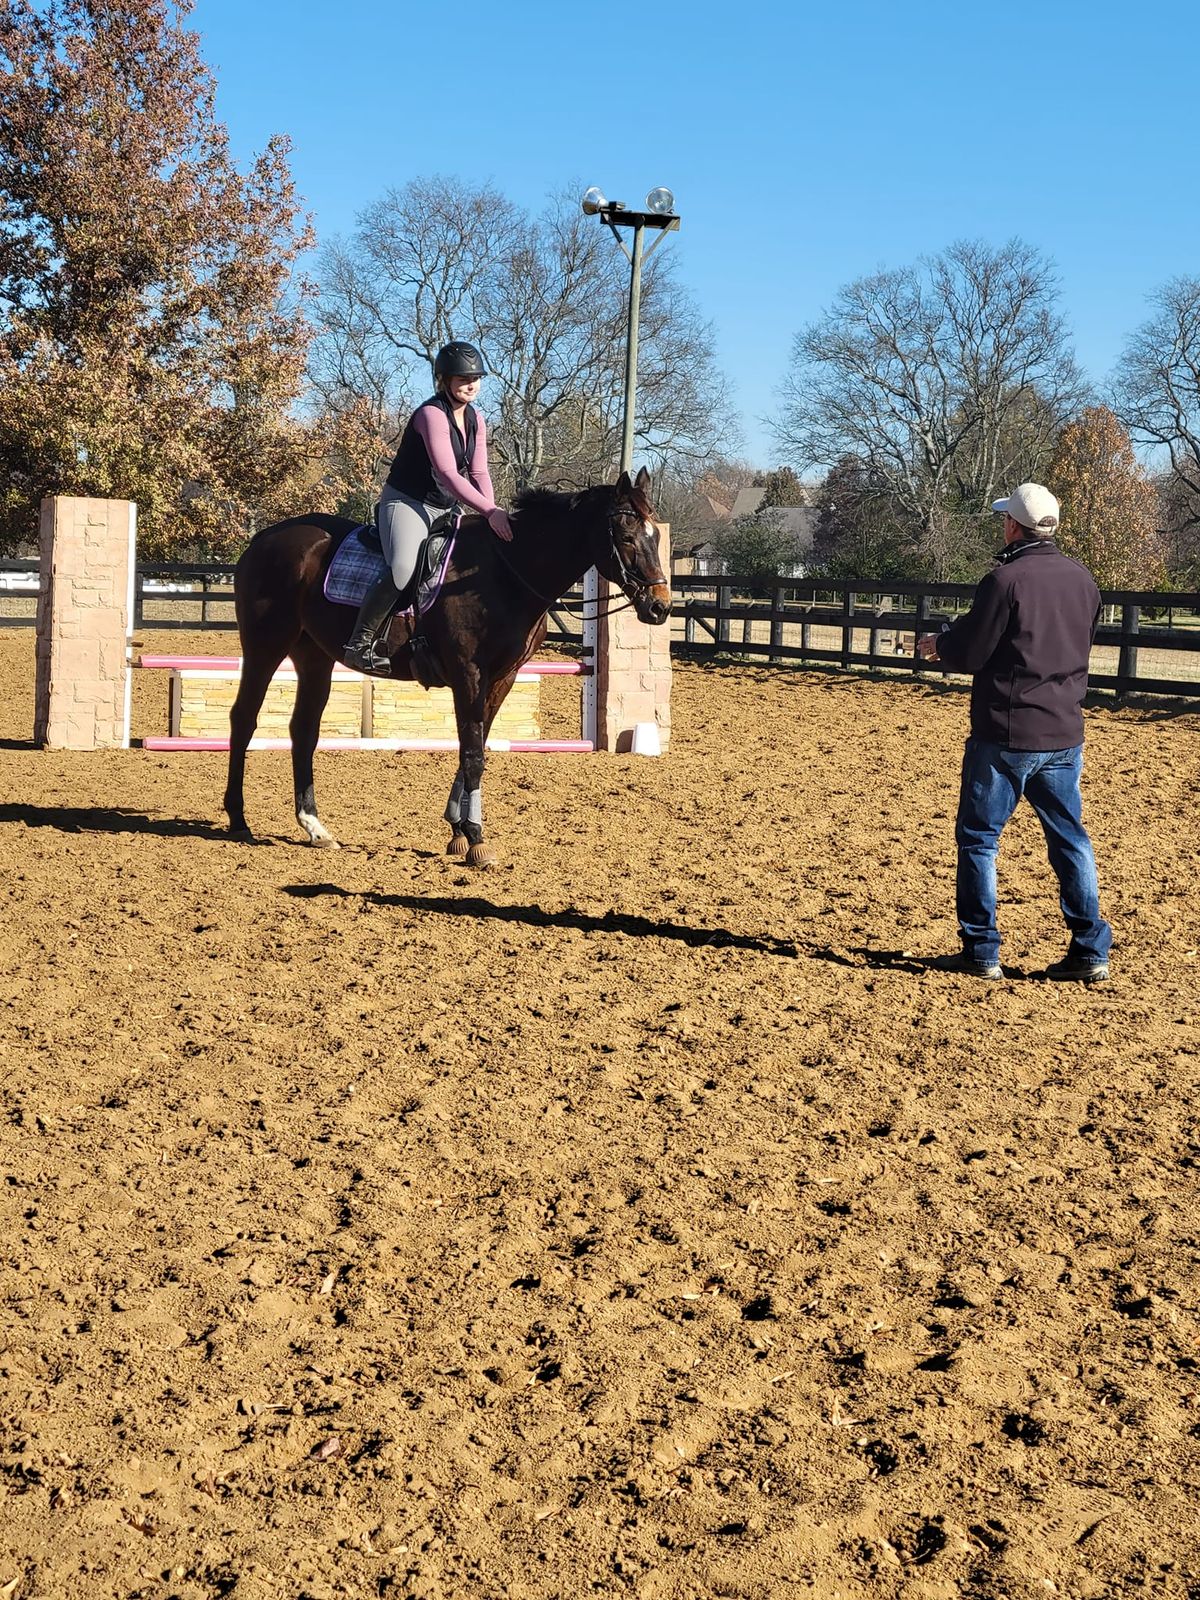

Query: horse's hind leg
<box><xmin>289</xmin><ymin>636</ymin><xmax>339</xmax><ymax>847</ymax></box>
<box><xmin>224</xmin><ymin>644</ymin><xmax>289</xmax><ymax>839</ymax></box>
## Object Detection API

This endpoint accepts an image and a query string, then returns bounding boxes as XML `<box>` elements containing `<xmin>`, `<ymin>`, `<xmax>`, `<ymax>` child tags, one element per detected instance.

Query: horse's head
<box><xmin>594</xmin><ymin>468</ymin><xmax>673</xmax><ymax>626</ymax></box>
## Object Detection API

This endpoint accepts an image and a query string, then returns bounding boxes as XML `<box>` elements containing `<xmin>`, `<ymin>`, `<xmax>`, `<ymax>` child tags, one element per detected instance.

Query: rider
<box><xmin>343</xmin><ymin>341</ymin><xmax>514</xmax><ymax>675</ymax></box>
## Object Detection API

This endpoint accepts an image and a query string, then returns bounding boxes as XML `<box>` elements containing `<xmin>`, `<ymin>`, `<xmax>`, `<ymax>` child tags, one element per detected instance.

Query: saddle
<box><xmin>357</xmin><ymin>509</ymin><xmax>456</xmax><ymax>616</ymax></box>
<box><xmin>326</xmin><ymin>511</ymin><xmax>458</xmax><ymax>689</ymax></box>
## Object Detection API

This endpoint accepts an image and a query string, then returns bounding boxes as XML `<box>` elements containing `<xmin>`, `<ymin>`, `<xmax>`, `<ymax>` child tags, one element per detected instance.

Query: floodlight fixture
<box><xmin>581</xmin><ymin>186</ymin><xmax>607</xmax><ymax>215</ymax></box>
<box><xmin>644</xmin><ymin>186</ymin><xmax>675</xmax><ymax>216</ymax></box>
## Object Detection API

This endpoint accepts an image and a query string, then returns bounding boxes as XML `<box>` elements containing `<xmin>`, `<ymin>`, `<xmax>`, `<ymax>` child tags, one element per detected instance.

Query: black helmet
<box><xmin>434</xmin><ymin>341</ymin><xmax>486</xmax><ymax>379</ymax></box>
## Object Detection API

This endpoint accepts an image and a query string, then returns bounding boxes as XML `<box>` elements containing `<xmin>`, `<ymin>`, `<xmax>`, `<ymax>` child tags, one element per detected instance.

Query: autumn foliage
<box><xmin>0</xmin><ymin>0</ymin><xmax>325</xmax><ymax>555</ymax></box>
<box><xmin>1046</xmin><ymin>406</ymin><xmax>1163</xmax><ymax>588</ymax></box>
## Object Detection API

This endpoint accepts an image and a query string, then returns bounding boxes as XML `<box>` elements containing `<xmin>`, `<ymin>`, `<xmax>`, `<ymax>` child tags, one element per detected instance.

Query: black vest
<box><xmin>386</xmin><ymin>394</ymin><xmax>478</xmax><ymax>510</ymax></box>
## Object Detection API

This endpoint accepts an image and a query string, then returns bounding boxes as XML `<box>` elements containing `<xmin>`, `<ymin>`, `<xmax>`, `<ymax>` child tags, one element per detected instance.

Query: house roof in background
<box><xmin>730</xmin><ymin>487</ymin><xmax>766</xmax><ymax>517</ymax></box>
<box><xmin>701</xmin><ymin>494</ymin><xmax>733</xmax><ymax>521</ymax></box>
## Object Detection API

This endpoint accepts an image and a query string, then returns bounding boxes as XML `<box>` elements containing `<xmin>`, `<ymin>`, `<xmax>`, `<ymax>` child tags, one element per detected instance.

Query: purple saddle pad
<box><xmin>324</xmin><ymin>525</ymin><xmax>457</xmax><ymax>617</ymax></box>
<box><xmin>323</xmin><ymin>527</ymin><xmax>385</xmax><ymax>607</ymax></box>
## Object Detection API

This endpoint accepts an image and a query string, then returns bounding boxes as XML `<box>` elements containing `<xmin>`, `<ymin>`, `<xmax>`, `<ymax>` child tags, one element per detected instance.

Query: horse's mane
<box><xmin>512</xmin><ymin>479</ymin><xmax>654</xmax><ymax>526</ymax></box>
<box><xmin>512</xmin><ymin>486</ymin><xmax>588</xmax><ymax>522</ymax></box>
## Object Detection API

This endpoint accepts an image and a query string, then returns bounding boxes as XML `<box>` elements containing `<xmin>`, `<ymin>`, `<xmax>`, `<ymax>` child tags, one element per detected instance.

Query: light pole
<box><xmin>579</xmin><ymin>186</ymin><xmax>679</xmax><ymax>747</ymax></box>
<box><xmin>581</xmin><ymin>185</ymin><xmax>680</xmax><ymax>475</ymax></box>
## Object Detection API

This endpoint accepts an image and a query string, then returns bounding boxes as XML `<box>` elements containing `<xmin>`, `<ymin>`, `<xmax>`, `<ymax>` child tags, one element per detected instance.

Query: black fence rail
<box><xmin>674</xmin><ymin>577</ymin><xmax>1200</xmax><ymax>698</ymax></box>
<box><xmin>1</xmin><ymin>557</ymin><xmax>590</xmax><ymax>638</ymax></box>
<box><xmin>0</xmin><ymin>559</ymin><xmax>242</xmax><ymax>630</ymax></box>
<box><xmin>0</xmin><ymin>559</ymin><xmax>39</xmax><ymax>625</ymax></box>
<box><xmin>134</xmin><ymin>562</ymin><xmax>238</xmax><ymax>629</ymax></box>
<box><xmin>5</xmin><ymin>560</ymin><xmax>1199</xmax><ymax>697</ymax></box>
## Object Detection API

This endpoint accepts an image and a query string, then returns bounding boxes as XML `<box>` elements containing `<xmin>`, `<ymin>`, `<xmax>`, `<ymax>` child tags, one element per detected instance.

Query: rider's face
<box><xmin>446</xmin><ymin>374</ymin><xmax>482</xmax><ymax>404</ymax></box>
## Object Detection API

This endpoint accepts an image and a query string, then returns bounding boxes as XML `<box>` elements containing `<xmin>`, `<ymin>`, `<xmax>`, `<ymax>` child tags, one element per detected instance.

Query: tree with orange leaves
<box><xmin>1046</xmin><ymin>406</ymin><xmax>1163</xmax><ymax>588</ymax></box>
<box><xmin>0</xmin><ymin>0</ymin><xmax>321</xmax><ymax>555</ymax></box>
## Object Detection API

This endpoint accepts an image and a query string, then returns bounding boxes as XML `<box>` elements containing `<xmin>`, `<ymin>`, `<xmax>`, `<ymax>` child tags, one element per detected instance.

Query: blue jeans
<box><xmin>955</xmin><ymin>739</ymin><xmax>1111</xmax><ymax>967</ymax></box>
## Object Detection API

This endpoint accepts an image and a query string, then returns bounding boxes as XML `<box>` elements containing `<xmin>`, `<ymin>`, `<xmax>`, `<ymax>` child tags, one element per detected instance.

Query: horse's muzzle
<box><xmin>635</xmin><ymin>586</ymin><xmax>672</xmax><ymax>626</ymax></box>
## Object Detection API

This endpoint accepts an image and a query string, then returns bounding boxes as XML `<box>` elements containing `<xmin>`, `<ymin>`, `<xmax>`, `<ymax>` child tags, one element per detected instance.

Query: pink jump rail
<box><xmin>142</xmin><ymin>736</ymin><xmax>593</xmax><ymax>753</ymax></box>
<box><xmin>137</xmin><ymin>655</ymin><xmax>588</xmax><ymax>675</ymax></box>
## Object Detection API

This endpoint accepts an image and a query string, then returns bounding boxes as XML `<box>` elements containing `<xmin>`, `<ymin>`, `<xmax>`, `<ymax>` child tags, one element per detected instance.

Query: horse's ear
<box><xmin>616</xmin><ymin>470</ymin><xmax>632</xmax><ymax>494</ymax></box>
<box><xmin>634</xmin><ymin>466</ymin><xmax>651</xmax><ymax>495</ymax></box>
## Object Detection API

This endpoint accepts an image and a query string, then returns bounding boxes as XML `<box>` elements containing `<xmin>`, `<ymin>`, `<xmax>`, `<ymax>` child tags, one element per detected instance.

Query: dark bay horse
<box><xmin>222</xmin><ymin>468</ymin><xmax>672</xmax><ymax>866</ymax></box>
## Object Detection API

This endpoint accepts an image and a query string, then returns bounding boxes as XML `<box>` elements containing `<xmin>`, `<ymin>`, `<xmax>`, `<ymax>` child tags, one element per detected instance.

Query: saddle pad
<box><xmin>324</xmin><ymin>527</ymin><xmax>386</xmax><ymax>607</ymax></box>
<box><xmin>323</xmin><ymin>524</ymin><xmax>459</xmax><ymax>618</ymax></box>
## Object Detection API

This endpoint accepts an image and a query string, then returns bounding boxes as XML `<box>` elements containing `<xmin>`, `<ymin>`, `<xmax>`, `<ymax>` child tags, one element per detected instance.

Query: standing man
<box><xmin>918</xmin><ymin>483</ymin><xmax>1112</xmax><ymax>982</ymax></box>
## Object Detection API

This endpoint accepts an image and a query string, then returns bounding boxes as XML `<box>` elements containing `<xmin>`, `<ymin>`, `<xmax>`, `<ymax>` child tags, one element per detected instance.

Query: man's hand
<box><xmin>917</xmin><ymin>633</ymin><xmax>940</xmax><ymax>661</ymax></box>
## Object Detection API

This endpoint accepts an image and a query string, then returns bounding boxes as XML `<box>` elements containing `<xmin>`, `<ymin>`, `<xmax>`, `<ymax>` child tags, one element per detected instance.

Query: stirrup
<box><xmin>345</xmin><ymin>636</ymin><xmax>392</xmax><ymax>677</ymax></box>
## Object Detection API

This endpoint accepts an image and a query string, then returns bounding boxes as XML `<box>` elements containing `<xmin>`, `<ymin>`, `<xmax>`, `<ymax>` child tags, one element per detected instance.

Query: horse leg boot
<box><xmin>344</xmin><ymin>573</ymin><xmax>400</xmax><ymax>675</ymax></box>
<box><xmin>444</xmin><ymin>768</ymin><xmax>470</xmax><ymax>858</ymax></box>
<box><xmin>458</xmin><ymin>749</ymin><xmax>493</xmax><ymax>869</ymax></box>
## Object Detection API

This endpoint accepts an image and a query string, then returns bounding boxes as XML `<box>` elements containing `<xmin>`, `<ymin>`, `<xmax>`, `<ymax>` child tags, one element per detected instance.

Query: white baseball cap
<box><xmin>991</xmin><ymin>482</ymin><xmax>1060</xmax><ymax>536</ymax></box>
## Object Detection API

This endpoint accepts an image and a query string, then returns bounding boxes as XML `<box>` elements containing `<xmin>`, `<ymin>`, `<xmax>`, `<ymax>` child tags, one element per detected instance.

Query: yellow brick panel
<box><xmin>170</xmin><ymin>671</ymin><xmax>542</xmax><ymax>742</ymax></box>
<box><xmin>370</xmin><ymin>679</ymin><xmax>540</xmax><ymax>740</ymax></box>
<box><xmin>173</xmin><ymin>673</ymin><xmax>364</xmax><ymax>739</ymax></box>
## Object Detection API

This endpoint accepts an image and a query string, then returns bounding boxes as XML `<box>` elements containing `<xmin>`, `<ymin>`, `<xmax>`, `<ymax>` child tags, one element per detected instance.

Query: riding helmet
<box><xmin>434</xmin><ymin>341</ymin><xmax>486</xmax><ymax>379</ymax></box>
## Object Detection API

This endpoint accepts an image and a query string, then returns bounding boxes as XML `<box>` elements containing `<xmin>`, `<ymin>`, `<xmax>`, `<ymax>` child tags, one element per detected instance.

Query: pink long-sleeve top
<box><xmin>412</xmin><ymin>404</ymin><xmax>497</xmax><ymax>516</ymax></box>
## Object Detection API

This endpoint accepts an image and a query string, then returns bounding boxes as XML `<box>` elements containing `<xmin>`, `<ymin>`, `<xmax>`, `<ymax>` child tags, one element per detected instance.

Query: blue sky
<box><xmin>192</xmin><ymin>0</ymin><xmax>1199</xmax><ymax>467</ymax></box>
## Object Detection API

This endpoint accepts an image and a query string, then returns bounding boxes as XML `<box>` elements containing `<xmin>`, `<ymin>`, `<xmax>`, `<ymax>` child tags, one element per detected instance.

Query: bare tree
<box><xmin>809</xmin><ymin>455</ymin><xmax>921</xmax><ymax>580</ymax></box>
<box><xmin>310</xmin><ymin>177</ymin><xmax>736</xmax><ymax>505</ymax></box>
<box><xmin>1113</xmin><ymin>276</ymin><xmax>1200</xmax><ymax>543</ymax></box>
<box><xmin>773</xmin><ymin>240</ymin><xmax>1087</xmax><ymax>576</ymax></box>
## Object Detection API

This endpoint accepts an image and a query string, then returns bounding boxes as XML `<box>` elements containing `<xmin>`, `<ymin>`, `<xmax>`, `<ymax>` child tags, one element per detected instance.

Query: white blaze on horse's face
<box><xmin>641</xmin><ymin>518</ymin><xmax>670</xmax><ymax>579</ymax></box>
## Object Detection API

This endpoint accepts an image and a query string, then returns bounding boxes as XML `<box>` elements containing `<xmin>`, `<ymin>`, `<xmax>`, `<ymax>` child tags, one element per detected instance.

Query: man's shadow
<box><xmin>281</xmin><ymin>883</ymin><xmax>933</xmax><ymax>969</ymax></box>
<box><xmin>0</xmin><ymin>801</ymin><xmax>236</xmax><ymax>842</ymax></box>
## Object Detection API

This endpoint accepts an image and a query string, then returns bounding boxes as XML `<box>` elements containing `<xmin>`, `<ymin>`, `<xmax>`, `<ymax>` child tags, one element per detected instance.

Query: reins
<box><xmin>487</xmin><ymin>520</ymin><xmax>642</xmax><ymax>620</ymax></box>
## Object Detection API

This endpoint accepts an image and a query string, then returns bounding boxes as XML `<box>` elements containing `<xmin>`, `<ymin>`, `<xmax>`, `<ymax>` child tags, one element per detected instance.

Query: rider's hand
<box><xmin>487</xmin><ymin>507</ymin><xmax>514</xmax><ymax>542</ymax></box>
<box><xmin>916</xmin><ymin>634</ymin><xmax>940</xmax><ymax>661</ymax></box>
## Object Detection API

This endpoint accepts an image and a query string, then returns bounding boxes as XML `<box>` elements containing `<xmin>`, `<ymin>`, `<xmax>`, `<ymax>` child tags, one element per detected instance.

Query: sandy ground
<box><xmin>2</xmin><ymin>628</ymin><xmax>1200</xmax><ymax>1600</ymax></box>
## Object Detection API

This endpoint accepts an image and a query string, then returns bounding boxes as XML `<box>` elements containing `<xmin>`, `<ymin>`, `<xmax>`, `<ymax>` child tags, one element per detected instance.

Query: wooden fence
<box><xmin>672</xmin><ymin>577</ymin><xmax>1200</xmax><ymax>699</ymax></box>
<box><xmin>3</xmin><ymin>561</ymin><xmax>1199</xmax><ymax>698</ymax></box>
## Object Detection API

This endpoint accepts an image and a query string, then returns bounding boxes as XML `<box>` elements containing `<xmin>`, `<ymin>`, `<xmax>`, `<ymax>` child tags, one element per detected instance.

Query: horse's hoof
<box><xmin>446</xmin><ymin>833</ymin><xmax>470</xmax><ymax>858</ymax></box>
<box><xmin>299</xmin><ymin>811</ymin><xmax>340</xmax><ymax>848</ymax></box>
<box><xmin>466</xmin><ymin>843</ymin><xmax>495</xmax><ymax>869</ymax></box>
<box><xmin>228</xmin><ymin>825</ymin><xmax>253</xmax><ymax>843</ymax></box>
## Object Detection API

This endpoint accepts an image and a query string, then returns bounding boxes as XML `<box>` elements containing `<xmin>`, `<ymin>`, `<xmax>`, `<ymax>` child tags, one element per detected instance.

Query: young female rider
<box><xmin>344</xmin><ymin>341</ymin><xmax>513</xmax><ymax>674</ymax></box>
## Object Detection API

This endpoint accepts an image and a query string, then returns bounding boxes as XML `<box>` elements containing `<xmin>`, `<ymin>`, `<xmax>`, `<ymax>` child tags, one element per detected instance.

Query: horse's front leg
<box><xmin>451</xmin><ymin>684</ymin><xmax>492</xmax><ymax>869</ymax></box>
<box><xmin>447</xmin><ymin>668</ymin><xmax>521</xmax><ymax>866</ymax></box>
<box><xmin>457</xmin><ymin>738</ymin><xmax>491</xmax><ymax>870</ymax></box>
<box><xmin>444</xmin><ymin>764</ymin><xmax>469</xmax><ymax>859</ymax></box>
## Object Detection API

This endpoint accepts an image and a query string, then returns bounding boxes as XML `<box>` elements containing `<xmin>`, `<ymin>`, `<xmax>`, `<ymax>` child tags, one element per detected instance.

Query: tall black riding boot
<box><xmin>343</xmin><ymin>573</ymin><xmax>401</xmax><ymax>676</ymax></box>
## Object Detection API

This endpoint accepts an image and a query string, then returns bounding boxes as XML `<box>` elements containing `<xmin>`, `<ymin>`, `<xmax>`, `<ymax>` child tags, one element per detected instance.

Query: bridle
<box><xmin>590</xmin><ymin>505</ymin><xmax>661</xmax><ymax>618</ymax></box>
<box><xmin>492</xmin><ymin>498</ymin><xmax>662</xmax><ymax>620</ymax></box>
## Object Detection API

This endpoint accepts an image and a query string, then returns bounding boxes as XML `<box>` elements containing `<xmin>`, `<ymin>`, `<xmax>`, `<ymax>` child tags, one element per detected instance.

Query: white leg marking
<box><xmin>299</xmin><ymin>808</ymin><xmax>339</xmax><ymax>848</ymax></box>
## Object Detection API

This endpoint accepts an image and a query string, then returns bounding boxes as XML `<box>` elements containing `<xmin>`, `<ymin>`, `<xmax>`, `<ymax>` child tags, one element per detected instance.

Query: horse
<box><xmin>222</xmin><ymin>468</ymin><xmax>672</xmax><ymax>866</ymax></box>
